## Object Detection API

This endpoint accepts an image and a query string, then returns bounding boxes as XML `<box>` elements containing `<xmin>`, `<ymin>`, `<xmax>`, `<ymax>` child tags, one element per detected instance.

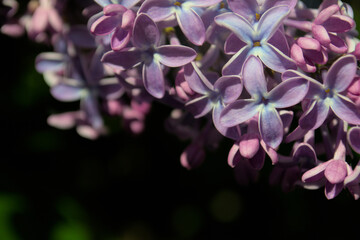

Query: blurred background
<box><xmin>1</xmin><ymin>0</ymin><xmax>360</xmax><ymax>240</ymax></box>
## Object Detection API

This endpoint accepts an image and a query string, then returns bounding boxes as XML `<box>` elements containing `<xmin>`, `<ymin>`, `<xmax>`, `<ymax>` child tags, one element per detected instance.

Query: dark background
<box><xmin>1</xmin><ymin>0</ymin><xmax>360</xmax><ymax>240</ymax></box>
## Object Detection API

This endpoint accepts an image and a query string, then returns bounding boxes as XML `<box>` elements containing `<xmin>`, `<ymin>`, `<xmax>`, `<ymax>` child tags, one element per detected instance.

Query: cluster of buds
<box><xmin>2</xmin><ymin>0</ymin><xmax>360</xmax><ymax>199</ymax></box>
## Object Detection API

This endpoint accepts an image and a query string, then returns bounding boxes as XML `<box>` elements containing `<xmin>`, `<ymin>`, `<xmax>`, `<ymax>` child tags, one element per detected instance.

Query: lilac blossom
<box><xmin>183</xmin><ymin>62</ymin><xmax>242</xmax><ymax>140</ymax></box>
<box><xmin>285</xmin><ymin>3</ymin><xmax>355</xmax><ymax>53</ymax></box>
<box><xmin>89</xmin><ymin>4</ymin><xmax>136</xmax><ymax>51</ymax></box>
<box><xmin>302</xmin><ymin>141</ymin><xmax>355</xmax><ymax>199</ymax></box>
<box><xmin>283</xmin><ymin>55</ymin><xmax>360</xmax><ymax>135</ymax></box>
<box><xmin>290</xmin><ymin>36</ymin><xmax>328</xmax><ymax>73</ymax></box>
<box><xmin>138</xmin><ymin>0</ymin><xmax>222</xmax><ymax>46</ymax></box>
<box><xmin>215</xmin><ymin>4</ymin><xmax>296</xmax><ymax>75</ymax></box>
<box><xmin>220</xmin><ymin>56</ymin><xmax>308</xmax><ymax>149</ymax></box>
<box><xmin>102</xmin><ymin>13</ymin><xmax>197</xmax><ymax>98</ymax></box>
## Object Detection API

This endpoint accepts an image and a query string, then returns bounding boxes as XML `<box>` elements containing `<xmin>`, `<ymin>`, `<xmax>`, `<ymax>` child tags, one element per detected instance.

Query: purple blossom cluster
<box><xmin>3</xmin><ymin>0</ymin><xmax>360</xmax><ymax>200</ymax></box>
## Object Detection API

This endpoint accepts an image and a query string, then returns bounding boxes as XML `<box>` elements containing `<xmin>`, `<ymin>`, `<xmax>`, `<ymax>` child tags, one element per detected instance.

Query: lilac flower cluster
<box><xmin>3</xmin><ymin>0</ymin><xmax>360</xmax><ymax>200</ymax></box>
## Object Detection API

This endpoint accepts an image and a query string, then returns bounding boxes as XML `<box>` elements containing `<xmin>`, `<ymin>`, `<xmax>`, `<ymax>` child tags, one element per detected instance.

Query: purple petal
<box><xmin>324</xmin><ymin>159</ymin><xmax>348</xmax><ymax>184</ymax></box>
<box><xmin>224</xmin><ymin>33</ymin><xmax>247</xmax><ymax>54</ymax></box>
<box><xmin>330</xmin><ymin>95</ymin><xmax>360</xmax><ymax>125</ymax></box>
<box><xmin>51</xmin><ymin>83</ymin><xmax>83</xmax><ymax>102</ymax></box>
<box><xmin>297</xmin><ymin>37</ymin><xmax>321</xmax><ymax>51</ymax></box>
<box><xmin>302</xmin><ymin>161</ymin><xmax>329</xmax><ymax>183</ymax></box>
<box><xmin>314</xmin><ymin>4</ymin><xmax>339</xmax><ymax>25</ymax></box>
<box><xmin>248</xmin><ymin>147</ymin><xmax>265</xmax><ymax>170</ymax></box>
<box><xmin>279</xmin><ymin>110</ymin><xmax>293</xmax><ymax>133</ymax></box>
<box><xmin>257</xmin><ymin>5</ymin><xmax>290</xmax><ymax>41</ymax></box>
<box><xmin>90</xmin><ymin>15</ymin><xmax>120</xmax><ymax>35</ymax></box>
<box><xmin>259</xmin><ymin>106</ymin><xmax>283</xmax><ymax>149</ymax></box>
<box><xmin>101</xmin><ymin>49</ymin><xmax>142</xmax><ymax>70</ymax></box>
<box><xmin>268</xmin><ymin>77</ymin><xmax>309</xmax><ymax>108</ymax></box>
<box><xmin>242</xmin><ymin>55</ymin><xmax>267</xmax><ymax>97</ymax></box>
<box><xmin>132</xmin><ymin>13</ymin><xmax>160</xmax><ymax>48</ymax></box>
<box><xmin>325</xmin><ymin>182</ymin><xmax>343</xmax><ymax>199</ymax></box>
<box><xmin>138</xmin><ymin>0</ymin><xmax>174</xmax><ymax>21</ymax></box>
<box><xmin>321</xmin><ymin>15</ymin><xmax>355</xmax><ymax>33</ymax></box>
<box><xmin>328</xmin><ymin>33</ymin><xmax>348</xmax><ymax>53</ymax></box>
<box><xmin>156</xmin><ymin>45</ymin><xmax>197</xmax><ymax>67</ymax></box>
<box><xmin>220</xmin><ymin>99</ymin><xmax>259</xmax><ymax>127</ymax></box>
<box><xmin>212</xmin><ymin>103</ymin><xmax>240</xmax><ymax>140</ymax></box>
<box><xmin>257</xmin><ymin>43</ymin><xmax>297</xmax><ymax>73</ymax></box>
<box><xmin>214</xmin><ymin>75</ymin><xmax>243</xmax><ymax>104</ymax></box>
<box><xmin>347</xmin><ymin>127</ymin><xmax>360</xmax><ymax>154</ymax></box>
<box><xmin>215</xmin><ymin>12</ymin><xmax>253</xmax><ymax>43</ymax></box>
<box><xmin>260</xmin><ymin>140</ymin><xmax>278</xmax><ymax>164</ymax></box>
<box><xmin>299</xmin><ymin>100</ymin><xmax>329</xmax><ymax>130</ymax></box>
<box><xmin>312</xmin><ymin>24</ymin><xmax>331</xmax><ymax>46</ymax></box>
<box><xmin>239</xmin><ymin>133</ymin><xmax>260</xmax><ymax>159</ymax></box>
<box><xmin>285</xmin><ymin>126</ymin><xmax>308</xmax><ymax>143</ymax></box>
<box><xmin>227</xmin><ymin>0</ymin><xmax>257</xmax><ymax>19</ymax></box>
<box><xmin>142</xmin><ymin>59</ymin><xmax>165</xmax><ymax>98</ymax></box>
<box><xmin>222</xmin><ymin>46</ymin><xmax>251</xmax><ymax>75</ymax></box>
<box><xmin>324</xmin><ymin>55</ymin><xmax>357</xmax><ymax>92</ymax></box>
<box><xmin>293</xmin><ymin>143</ymin><xmax>317</xmax><ymax>164</ymax></box>
<box><xmin>185</xmin><ymin>96</ymin><xmax>212</xmax><ymax>118</ymax></box>
<box><xmin>103</xmin><ymin>3</ymin><xmax>127</xmax><ymax>15</ymax></box>
<box><xmin>184</xmin><ymin>62</ymin><xmax>214</xmax><ymax>94</ymax></box>
<box><xmin>268</xmin><ymin>29</ymin><xmax>290</xmax><ymax>56</ymax></box>
<box><xmin>111</xmin><ymin>27</ymin><xmax>131</xmax><ymax>51</ymax></box>
<box><xmin>176</xmin><ymin>7</ymin><xmax>205</xmax><ymax>46</ymax></box>
<box><xmin>228</xmin><ymin>142</ymin><xmax>241</xmax><ymax>168</ymax></box>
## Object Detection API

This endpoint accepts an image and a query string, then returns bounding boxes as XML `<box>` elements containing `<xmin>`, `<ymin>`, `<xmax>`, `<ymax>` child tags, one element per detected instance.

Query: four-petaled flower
<box><xmin>220</xmin><ymin>56</ymin><xmax>308</xmax><ymax>149</ymax></box>
<box><xmin>215</xmin><ymin>4</ymin><xmax>296</xmax><ymax>75</ymax></box>
<box><xmin>102</xmin><ymin>13</ymin><xmax>197</xmax><ymax>98</ymax></box>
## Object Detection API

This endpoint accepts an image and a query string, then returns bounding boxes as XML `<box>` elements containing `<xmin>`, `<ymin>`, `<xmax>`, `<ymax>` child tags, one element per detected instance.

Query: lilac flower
<box><xmin>183</xmin><ymin>62</ymin><xmax>242</xmax><ymax>140</ymax></box>
<box><xmin>285</xmin><ymin>4</ymin><xmax>355</xmax><ymax>53</ymax></box>
<box><xmin>227</xmin><ymin>0</ymin><xmax>297</xmax><ymax>24</ymax></box>
<box><xmin>290</xmin><ymin>36</ymin><xmax>328</xmax><ymax>73</ymax></box>
<box><xmin>283</xmin><ymin>55</ymin><xmax>360</xmax><ymax>133</ymax></box>
<box><xmin>220</xmin><ymin>56</ymin><xmax>308</xmax><ymax>149</ymax></box>
<box><xmin>89</xmin><ymin>4</ymin><xmax>136</xmax><ymax>51</ymax></box>
<box><xmin>302</xmin><ymin>141</ymin><xmax>353</xmax><ymax>199</ymax></box>
<box><xmin>215</xmin><ymin>5</ymin><xmax>296</xmax><ymax>75</ymax></box>
<box><xmin>311</xmin><ymin>4</ymin><xmax>355</xmax><ymax>53</ymax></box>
<box><xmin>228</xmin><ymin>141</ymin><xmax>259</xmax><ymax>186</ymax></box>
<box><xmin>138</xmin><ymin>0</ymin><xmax>222</xmax><ymax>46</ymax></box>
<box><xmin>102</xmin><ymin>13</ymin><xmax>197</xmax><ymax>98</ymax></box>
